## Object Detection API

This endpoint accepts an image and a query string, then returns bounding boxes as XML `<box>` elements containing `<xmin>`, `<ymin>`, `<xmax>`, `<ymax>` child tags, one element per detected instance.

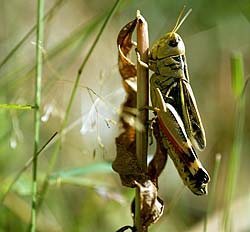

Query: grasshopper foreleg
<box><xmin>135</xmin><ymin>48</ymin><xmax>149</xmax><ymax>69</ymax></box>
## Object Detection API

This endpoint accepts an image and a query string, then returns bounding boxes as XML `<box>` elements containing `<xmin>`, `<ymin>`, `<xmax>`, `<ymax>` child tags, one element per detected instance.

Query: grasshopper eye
<box><xmin>168</xmin><ymin>39</ymin><xmax>178</xmax><ymax>47</ymax></box>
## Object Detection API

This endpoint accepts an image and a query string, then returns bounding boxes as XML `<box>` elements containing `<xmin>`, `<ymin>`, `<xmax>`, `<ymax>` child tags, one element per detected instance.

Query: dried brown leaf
<box><xmin>117</xmin><ymin>18</ymin><xmax>137</xmax><ymax>61</ymax></box>
<box><xmin>120</xmin><ymin>93</ymin><xmax>137</xmax><ymax>132</ymax></box>
<box><xmin>132</xmin><ymin>180</ymin><xmax>164</xmax><ymax>229</ymax></box>
<box><xmin>116</xmin><ymin>18</ymin><xmax>138</xmax><ymax>130</ymax></box>
<box><xmin>113</xmin><ymin>18</ymin><xmax>139</xmax><ymax>187</ymax></box>
<box><xmin>117</xmin><ymin>18</ymin><xmax>137</xmax><ymax>82</ymax></box>
<box><xmin>112</xmin><ymin>136</ymin><xmax>147</xmax><ymax>188</ymax></box>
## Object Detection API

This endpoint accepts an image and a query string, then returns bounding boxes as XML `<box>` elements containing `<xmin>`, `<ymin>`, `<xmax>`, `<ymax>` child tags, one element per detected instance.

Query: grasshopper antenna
<box><xmin>171</xmin><ymin>7</ymin><xmax>192</xmax><ymax>36</ymax></box>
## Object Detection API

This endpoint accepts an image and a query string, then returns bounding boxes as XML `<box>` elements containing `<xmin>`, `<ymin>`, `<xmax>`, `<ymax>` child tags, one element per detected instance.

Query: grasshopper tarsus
<box><xmin>138</xmin><ymin>105</ymin><xmax>156</xmax><ymax>112</ymax></box>
<box><xmin>135</xmin><ymin>48</ymin><xmax>149</xmax><ymax>68</ymax></box>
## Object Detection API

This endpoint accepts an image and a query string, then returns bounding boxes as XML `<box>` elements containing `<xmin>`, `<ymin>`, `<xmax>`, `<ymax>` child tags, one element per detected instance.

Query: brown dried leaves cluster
<box><xmin>113</xmin><ymin>18</ymin><xmax>144</xmax><ymax>188</ymax></box>
<box><xmin>112</xmin><ymin>17</ymin><xmax>167</xmax><ymax>230</ymax></box>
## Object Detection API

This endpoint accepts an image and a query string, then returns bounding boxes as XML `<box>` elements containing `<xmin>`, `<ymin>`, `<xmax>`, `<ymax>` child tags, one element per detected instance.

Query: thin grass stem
<box><xmin>0</xmin><ymin>132</ymin><xmax>57</xmax><ymax>203</ymax></box>
<box><xmin>222</xmin><ymin>53</ymin><xmax>245</xmax><ymax>232</ymax></box>
<box><xmin>0</xmin><ymin>0</ymin><xmax>65</xmax><ymax>70</ymax></box>
<box><xmin>31</xmin><ymin>0</ymin><xmax>44</xmax><ymax>231</ymax></box>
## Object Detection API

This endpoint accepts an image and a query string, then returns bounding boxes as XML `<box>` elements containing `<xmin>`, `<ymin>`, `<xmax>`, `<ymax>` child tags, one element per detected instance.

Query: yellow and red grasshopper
<box><xmin>138</xmin><ymin>9</ymin><xmax>210</xmax><ymax>195</ymax></box>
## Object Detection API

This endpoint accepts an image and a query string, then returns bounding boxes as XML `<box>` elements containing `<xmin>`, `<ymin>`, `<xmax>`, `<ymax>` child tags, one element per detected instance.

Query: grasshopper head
<box><xmin>151</xmin><ymin>32</ymin><xmax>185</xmax><ymax>59</ymax></box>
<box><xmin>150</xmin><ymin>8</ymin><xmax>191</xmax><ymax>60</ymax></box>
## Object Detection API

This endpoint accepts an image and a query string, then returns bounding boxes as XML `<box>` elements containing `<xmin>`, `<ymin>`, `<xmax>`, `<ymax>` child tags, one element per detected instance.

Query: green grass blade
<box><xmin>49</xmin><ymin>176</ymin><xmax>112</xmax><ymax>188</ymax></box>
<box><xmin>40</xmin><ymin>15</ymin><xmax>104</xmax><ymax>93</ymax></box>
<box><xmin>49</xmin><ymin>162</ymin><xmax>113</xmax><ymax>180</ymax></box>
<box><xmin>2</xmin><ymin>15</ymin><xmax>103</xmax><ymax>93</ymax></box>
<box><xmin>231</xmin><ymin>52</ymin><xmax>244</xmax><ymax>98</ymax></box>
<box><xmin>62</xmin><ymin>0</ymin><xmax>122</xmax><ymax>130</ymax></box>
<box><xmin>0</xmin><ymin>0</ymin><xmax>65</xmax><ymax>70</ymax></box>
<box><xmin>31</xmin><ymin>0</ymin><xmax>44</xmax><ymax>231</ymax></box>
<box><xmin>46</xmin><ymin>16</ymin><xmax>104</xmax><ymax>62</ymax></box>
<box><xmin>0</xmin><ymin>132</ymin><xmax>57</xmax><ymax>203</ymax></box>
<box><xmin>0</xmin><ymin>104</ymin><xmax>34</xmax><ymax>110</ymax></box>
<box><xmin>222</xmin><ymin>52</ymin><xmax>245</xmax><ymax>232</ymax></box>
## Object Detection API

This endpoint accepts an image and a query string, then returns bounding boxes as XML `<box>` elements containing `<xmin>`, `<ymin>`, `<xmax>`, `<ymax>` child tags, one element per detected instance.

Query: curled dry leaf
<box><xmin>117</xmin><ymin>18</ymin><xmax>137</xmax><ymax>95</ymax></box>
<box><xmin>116</xmin><ymin>18</ymin><xmax>138</xmax><ymax>132</ymax></box>
<box><xmin>132</xmin><ymin>180</ymin><xmax>164</xmax><ymax>229</ymax></box>
<box><xmin>117</xmin><ymin>18</ymin><xmax>137</xmax><ymax>81</ymax></box>
<box><xmin>112</xmin><ymin>17</ymin><xmax>141</xmax><ymax>186</ymax></box>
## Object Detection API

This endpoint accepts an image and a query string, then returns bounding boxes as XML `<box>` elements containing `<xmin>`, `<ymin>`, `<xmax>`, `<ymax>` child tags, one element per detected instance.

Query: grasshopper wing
<box><xmin>180</xmin><ymin>80</ymin><xmax>206</xmax><ymax>151</ymax></box>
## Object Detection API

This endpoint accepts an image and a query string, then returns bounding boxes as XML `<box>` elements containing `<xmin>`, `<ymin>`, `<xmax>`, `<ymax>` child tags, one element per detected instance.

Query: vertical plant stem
<box><xmin>222</xmin><ymin>53</ymin><xmax>245</xmax><ymax>231</ymax></box>
<box><xmin>135</xmin><ymin>10</ymin><xmax>149</xmax><ymax>232</ymax></box>
<box><xmin>31</xmin><ymin>0</ymin><xmax>44</xmax><ymax>231</ymax></box>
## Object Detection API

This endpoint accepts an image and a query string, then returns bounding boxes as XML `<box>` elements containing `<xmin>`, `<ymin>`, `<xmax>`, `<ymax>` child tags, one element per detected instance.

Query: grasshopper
<box><xmin>138</xmin><ymin>9</ymin><xmax>210</xmax><ymax>195</ymax></box>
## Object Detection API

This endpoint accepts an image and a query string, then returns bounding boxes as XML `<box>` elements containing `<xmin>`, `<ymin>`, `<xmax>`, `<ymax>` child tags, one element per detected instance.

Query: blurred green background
<box><xmin>0</xmin><ymin>0</ymin><xmax>249</xmax><ymax>231</ymax></box>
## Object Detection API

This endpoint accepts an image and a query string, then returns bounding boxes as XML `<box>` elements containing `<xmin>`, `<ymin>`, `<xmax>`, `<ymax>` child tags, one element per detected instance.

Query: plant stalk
<box><xmin>135</xmin><ymin>10</ymin><xmax>149</xmax><ymax>232</ymax></box>
<box><xmin>222</xmin><ymin>53</ymin><xmax>245</xmax><ymax>232</ymax></box>
<box><xmin>31</xmin><ymin>0</ymin><xmax>44</xmax><ymax>231</ymax></box>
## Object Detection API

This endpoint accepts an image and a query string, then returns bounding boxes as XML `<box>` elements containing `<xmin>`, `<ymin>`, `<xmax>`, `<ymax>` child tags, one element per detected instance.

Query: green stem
<box><xmin>222</xmin><ymin>53</ymin><xmax>245</xmax><ymax>232</ymax></box>
<box><xmin>31</xmin><ymin>0</ymin><xmax>44</xmax><ymax>231</ymax></box>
